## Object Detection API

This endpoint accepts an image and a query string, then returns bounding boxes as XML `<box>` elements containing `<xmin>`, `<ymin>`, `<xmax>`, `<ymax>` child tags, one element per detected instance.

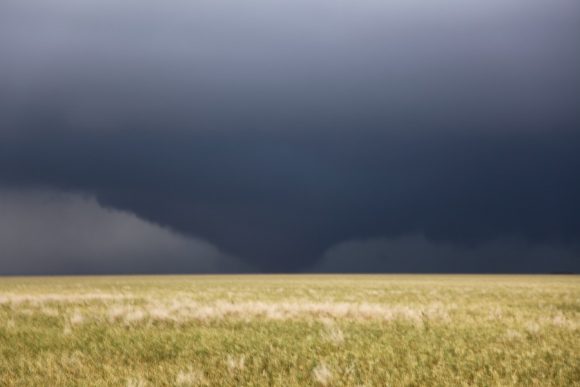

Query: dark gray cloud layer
<box><xmin>1</xmin><ymin>129</ymin><xmax>579</xmax><ymax>271</ymax></box>
<box><xmin>1</xmin><ymin>0</ymin><xmax>579</xmax><ymax>272</ymax></box>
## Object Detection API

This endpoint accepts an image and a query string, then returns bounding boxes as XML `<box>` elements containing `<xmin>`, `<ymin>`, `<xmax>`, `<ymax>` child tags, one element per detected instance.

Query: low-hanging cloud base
<box><xmin>0</xmin><ymin>189</ymin><xmax>252</xmax><ymax>275</ymax></box>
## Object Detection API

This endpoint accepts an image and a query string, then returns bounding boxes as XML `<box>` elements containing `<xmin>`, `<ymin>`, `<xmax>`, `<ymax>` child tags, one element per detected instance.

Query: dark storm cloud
<box><xmin>2</xmin><ymin>129</ymin><xmax>579</xmax><ymax>271</ymax></box>
<box><xmin>1</xmin><ymin>0</ymin><xmax>579</xmax><ymax>272</ymax></box>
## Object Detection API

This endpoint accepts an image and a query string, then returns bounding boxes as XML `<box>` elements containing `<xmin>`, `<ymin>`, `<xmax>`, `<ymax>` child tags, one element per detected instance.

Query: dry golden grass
<box><xmin>0</xmin><ymin>275</ymin><xmax>578</xmax><ymax>386</ymax></box>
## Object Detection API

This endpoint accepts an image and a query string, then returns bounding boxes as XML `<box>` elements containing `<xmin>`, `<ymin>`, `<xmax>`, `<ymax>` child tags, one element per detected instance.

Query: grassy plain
<box><xmin>0</xmin><ymin>275</ymin><xmax>578</xmax><ymax>386</ymax></box>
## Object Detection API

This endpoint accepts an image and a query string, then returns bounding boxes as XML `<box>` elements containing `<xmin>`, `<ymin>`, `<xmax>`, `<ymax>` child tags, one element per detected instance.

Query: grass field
<box><xmin>0</xmin><ymin>275</ymin><xmax>578</xmax><ymax>386</ymax></box>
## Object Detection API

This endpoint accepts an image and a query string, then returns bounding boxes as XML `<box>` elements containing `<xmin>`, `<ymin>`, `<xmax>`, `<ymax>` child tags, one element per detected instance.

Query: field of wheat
<box><xmin>0</xmin><ymin>275</ymin><xmax>578</xmax><ymax>386</ymax></box>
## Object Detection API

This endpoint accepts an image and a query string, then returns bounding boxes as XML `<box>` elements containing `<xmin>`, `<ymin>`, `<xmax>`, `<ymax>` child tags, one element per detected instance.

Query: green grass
<box><xmin>0</xmin><ymin>275</ymin><xmax>578</xmax><ymax>386</ymax></box>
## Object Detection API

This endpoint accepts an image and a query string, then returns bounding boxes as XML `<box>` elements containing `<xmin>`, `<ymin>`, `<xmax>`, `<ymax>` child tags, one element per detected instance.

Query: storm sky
<box><xmin>1</xmin><ymin>0</ymin><xmax>579</xmax><ymax>274</ymax></box>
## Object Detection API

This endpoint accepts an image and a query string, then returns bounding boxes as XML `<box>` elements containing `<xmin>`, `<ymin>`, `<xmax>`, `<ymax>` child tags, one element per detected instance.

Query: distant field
<box><xmin>0</xmin><ymin>275</ymin><xmax>578</xmax><ymax>386</ymax></box>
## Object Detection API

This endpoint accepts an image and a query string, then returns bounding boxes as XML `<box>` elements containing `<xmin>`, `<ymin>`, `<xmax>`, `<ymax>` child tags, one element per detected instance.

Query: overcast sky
<box><xmin>1</xmin><ymin>0</ymin><xmax>579</xmax><ymax>274</ymax></box>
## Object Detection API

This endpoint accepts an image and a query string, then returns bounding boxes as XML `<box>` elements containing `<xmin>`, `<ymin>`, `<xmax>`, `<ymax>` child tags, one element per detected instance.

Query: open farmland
<box><xmin>0</xmin><ymin>275</ymin><xmax>578</xmax><ymax>386</ymax></box>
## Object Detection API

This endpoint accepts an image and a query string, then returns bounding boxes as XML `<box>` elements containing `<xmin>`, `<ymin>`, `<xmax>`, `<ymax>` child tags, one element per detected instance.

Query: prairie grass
<box><xmin>0</xmin><ymin>275</ymin><xmax>578</xmax><ymax>386</ymax></box>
